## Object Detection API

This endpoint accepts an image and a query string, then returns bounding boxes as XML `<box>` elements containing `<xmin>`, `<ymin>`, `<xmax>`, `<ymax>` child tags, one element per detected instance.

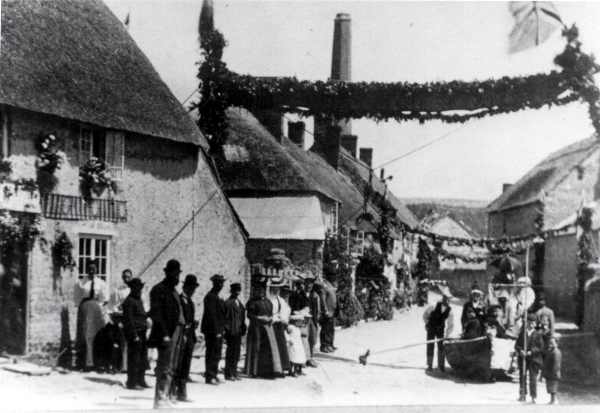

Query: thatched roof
<box><xmin>488</xmin><ymin>136</ymin><xmax>599</xmax><ymax>212</ymax></box>
<box><xmin>217</xmin><ymin>108</ymin><xmax>417</xmax><ymax>233</ymax></box>
<box><xmin>0</xmin><ymin>0</ymin><xmax>206</xmax><ymax>148</ymax></box>
<box><xmin>406</xmin><ymin>200</ymin><xmax>488</xmax><ymax>237</ymax></box>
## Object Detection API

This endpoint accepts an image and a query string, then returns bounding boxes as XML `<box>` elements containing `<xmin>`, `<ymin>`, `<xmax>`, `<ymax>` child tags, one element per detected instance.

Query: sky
<box><xmin>106</xmin><ymin>1</ymin><xmax>600</xmax><ymax>202</ymax></box>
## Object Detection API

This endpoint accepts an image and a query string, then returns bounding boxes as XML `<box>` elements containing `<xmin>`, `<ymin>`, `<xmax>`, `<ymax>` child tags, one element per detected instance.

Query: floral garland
<box><xmin>575</xmin><ymin>206</ymin><xmax>596</xmax><ymax>327</ymax></box>
<box><xmin>79</xmin><ymin>157</ymin><xmax>118</xmax><ymax>201</ymax></box>
<box><xmin>223</xmin><ymin>71</ymin><xmax>577</xmax><ymax>124</ymax></box>
<box><xmin>36</xmin><ymin>133</ymin><xmax>63</xmax><ymax>195</ymax></box>
<box><xmin>0</xmin><ymin>211</ymin><xmax>41</xmax><ymax>254</ymax></box>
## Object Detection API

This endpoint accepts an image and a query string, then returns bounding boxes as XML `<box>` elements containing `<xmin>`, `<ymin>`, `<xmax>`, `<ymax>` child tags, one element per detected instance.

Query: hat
<box><xmin>210</xmin><ymin>274</ymin><xmax>225</xmax><ymax>283</ymax></box>
<box><xmin>183</xmin><ymin>274</ymin><xmax>200</xmax><ymax>288</ymax></box>
<box><xmin>470</xmin><ymin>289</ymin><xmax>484</xmax><ymax>296</ymax></box>
<box><xmin>129</xmin><ymin>278</ymin><xmax>144</xmax><ymax>289</ymax></box>
<box><xmin>281</xmin><ymin>284</ymin><xmax>291</xmax><ymax>292</ymax></box>
<box><xmin>438</xmin><ymin>285</ymin><xmax>453</xmax><ymax>298</ymax></box>
<box><xmin>230</xmin><ymin>282</ymin><xmax>242</xmax><ymax>292</ymax></box>
<box><xmin>165</xmin><ymin>259</ymin><xmax>181</xmax><ymax>273</ymax></box>
<box><xmin>527</xmin><ymin>312</ymin><xmax>538</xmax><ymax>322</ymax></box>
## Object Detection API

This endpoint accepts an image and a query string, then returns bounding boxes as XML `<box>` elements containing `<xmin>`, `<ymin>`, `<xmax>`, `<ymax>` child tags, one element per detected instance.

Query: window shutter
<box><xmin>105</xmin><ymin>131</ymin><xmax>124</xmax><ymax>180</ymax></box>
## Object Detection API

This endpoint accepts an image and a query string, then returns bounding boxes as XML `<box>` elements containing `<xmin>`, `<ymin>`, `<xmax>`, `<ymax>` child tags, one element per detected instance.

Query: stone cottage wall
<box><xmin>7</xmin><ymin>108</ymin><xmax>247</xmax><ymax>354</ymax></box>
<box><xmin>487</xmin><ymin>202</ymin><xmax>542</xmax><ymax>238</ymax></box>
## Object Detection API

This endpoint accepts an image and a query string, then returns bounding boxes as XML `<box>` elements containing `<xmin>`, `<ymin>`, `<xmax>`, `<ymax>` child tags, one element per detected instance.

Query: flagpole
<box><xmin>534</xmin><ymin>1</ymin><xmax>540</xmax><ymax>45</ymax></box>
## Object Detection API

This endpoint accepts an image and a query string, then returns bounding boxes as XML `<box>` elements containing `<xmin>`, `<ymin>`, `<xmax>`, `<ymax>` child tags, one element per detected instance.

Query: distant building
<box><xmin>0</xmin><ymin>0</ymin><xmax>247</xmax><ymax>354</ymax></box>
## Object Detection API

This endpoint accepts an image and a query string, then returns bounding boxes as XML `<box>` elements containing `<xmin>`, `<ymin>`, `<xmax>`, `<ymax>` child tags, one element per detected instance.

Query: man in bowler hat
<box><xmin>171</xmin><ymin>274</ymin><xmax>200</xmax><ymax>402</ymax></box>
<box><xmin>149</xmin><ymin>259</ymin><xmax>184</xmax><ymax>408</ymax></box>
<box><xmin>201</xmin><ymin>274</ymin><xmax>226</xmax><ymax>384</ymax></box>
<box><xmin>224</xmin><ymin>282</ymin><xmax>246</xmax><ymax>380</ymax></box>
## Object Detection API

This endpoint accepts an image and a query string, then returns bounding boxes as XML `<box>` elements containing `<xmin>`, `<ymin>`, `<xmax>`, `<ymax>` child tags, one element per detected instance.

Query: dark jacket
<box><xmin>201</xmin><ymin>290</ymin><xmax>225</xmax><ymax>336</ymax></box>
<box><xmin>309</xmin><ymin>290</ymin><xmax>321</xmax><ymax>323</ymax></box>
<box><xmin>461</xmin><ymin>301</ymin><xmax>485</xmax><ymax>327</ymax></box>
<box><xmin>427</xmin><ymin>301</ymin><xmax>451</xmax><ymax>331</ymax></box>
<box><xmin>122</xmin><ymin>295</ymin><xmax>147</xmax><ymax>341</ymax></box>
<box><xmin>462</xmin><ymin>318</ymin><xmax>484</xmax><ymax>340</ymax></box>
<box><xmin>180</xmin><ymin>293</ymin><xmax>197</xmax><ymax>342</ymax></box>
<box><xmin>224</xmin><ymin>296</ymin><xmax>246</xmax><ymax>336</ymax></box>
<box><xmin>515</xmin><ymin>327</ymin><xmax>545</xmax><ymax>367</ymax></box>
<box><xmin>148</xmin><ymin>280</ymin><xmax>181</xmax><ymax>347</ymax></box>
<box><xmin>320</xmin><ymin>281</ymin><xmax>337</xmax><ymax>318</ymax></box>
<box><xmin>289</xmin><ymin>291</ymin><xmax>310</xmax><ymax>312</ymax></box>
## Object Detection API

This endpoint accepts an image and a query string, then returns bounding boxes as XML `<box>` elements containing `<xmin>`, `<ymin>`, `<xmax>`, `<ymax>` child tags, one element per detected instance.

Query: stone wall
<box><xmin>7</xmin><ymin>108</ymin><xmax>248</xmax><ymax>354</ymax></box>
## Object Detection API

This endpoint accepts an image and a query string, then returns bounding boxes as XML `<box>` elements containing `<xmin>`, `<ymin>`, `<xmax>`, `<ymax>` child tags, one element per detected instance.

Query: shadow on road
<box><xmin>84</xmin><ymin>377</ymin><xmax>124</xmax><ymax>387</ymax></box>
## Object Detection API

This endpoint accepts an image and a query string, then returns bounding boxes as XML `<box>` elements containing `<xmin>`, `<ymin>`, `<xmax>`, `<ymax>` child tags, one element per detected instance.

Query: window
<box><xmin>79</xmin><ymin>127</ymin><xmax>124</xmax><ymax>180</ymax></box>
<box><xmin>78</xmin><ymin>235</ymin><xmax>110</xmax><ymax>281</ymax></box>
<box><xmin>349</xmin><ymin>229</ymin><xmax>365</xmax><ymax>256</ymax></box>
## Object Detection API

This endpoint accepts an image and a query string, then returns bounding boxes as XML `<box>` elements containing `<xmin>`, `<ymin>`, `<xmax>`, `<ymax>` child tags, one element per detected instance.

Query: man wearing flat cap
<box><xmin>201</xmin><ymin>274</ymin><xmax>226</xmax><ymax>384</ymax></box>
<box><xmin>171</xmin><ymin>274</ymin><xmax>200</xmax><ymax>402</ymax></box>
<box><xmin>224</xmin><ymin>282</ymin><xmax>246</xmax><ymax>380</ymax></box>
<box><xmin>122</xmin><ymin>277</ymin><xmax>150</xmax><ymax>390</ymax></box>
<box><xmin>149</xmin><ymin>259</ymin><xmax>184</xmax><ymax>408</ymax></box>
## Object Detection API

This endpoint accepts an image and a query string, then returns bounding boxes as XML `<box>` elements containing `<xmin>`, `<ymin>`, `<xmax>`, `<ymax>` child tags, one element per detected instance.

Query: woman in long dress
<box><xmin>245</xmin><ymin>282</ymin><xmax>282</xmax><ymax>378</ymax></box>
<box><xmin>270</xmin><ymin>284</ymin><xmax>291</xmax><ymax>375</ymax></box>
<box><xmin>74</xmin><ymin>261</ymin><xmax>108</xmax><ymax>371</ymax></box>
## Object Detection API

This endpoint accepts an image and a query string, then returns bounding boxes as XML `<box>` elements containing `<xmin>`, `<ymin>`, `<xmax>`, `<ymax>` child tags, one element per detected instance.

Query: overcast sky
<box><xmin>106</xmin><ymin>1</ymin><xmax>600</xmax><ymax>202</ymax></box>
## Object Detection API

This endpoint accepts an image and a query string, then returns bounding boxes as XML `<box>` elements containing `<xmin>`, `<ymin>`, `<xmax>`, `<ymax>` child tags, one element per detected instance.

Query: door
<box><xmin>0</xmin><ymin>241</ymin><xmax>29</xmax><ymax>354</ymax></box>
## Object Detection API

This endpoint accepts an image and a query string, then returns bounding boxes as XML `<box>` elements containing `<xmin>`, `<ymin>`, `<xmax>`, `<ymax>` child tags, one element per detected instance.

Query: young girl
<box><xmin>286</xmin><ymin>315</ymin><xmax>307</xmax><ymax>377</ymax></box>
<box><xmin>543</xmin><ymin>335</ymin><xmax>562</xmax><ymax>405</ymax></box>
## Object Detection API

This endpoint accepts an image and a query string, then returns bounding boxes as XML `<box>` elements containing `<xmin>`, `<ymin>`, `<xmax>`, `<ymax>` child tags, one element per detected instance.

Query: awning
<box><xmin>229</xmin><ymin>196</ymin><xmax>326</xmax><ymax>240</ymax></box>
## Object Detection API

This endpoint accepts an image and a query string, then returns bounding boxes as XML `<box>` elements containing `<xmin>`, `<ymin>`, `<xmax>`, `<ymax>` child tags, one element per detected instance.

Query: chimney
<box><xmin>254</xmin><ymin>110</ymin><xmax>283</xmax><ymax>142</ymax></box>
<box><xmin>502</xmin><ymin>183</ymin><xmax>513</xmax><ymax>193</ymax></box>
<box><xmin>340</xmin><ymin>134</ymin><xmax>357</xmax><ymax>158</ymax></box>
<box><xmin>380</xmin><ymin>168</ymin><xmax>385</xmax><ymax>181</ymax></box>
<box><xmin>288</xmin><ymin>121</ymin><xmax>306</xmax><ymax>148</ymax></box>
<box><xmin>359</xmin><ymin>148</ymin><xmax>373</xmax><ymax>167</ymax></box>
<box><xmin>314</xmin><ymin>123</ymin><xmax>342</xmax><ymax>169</ymax></box>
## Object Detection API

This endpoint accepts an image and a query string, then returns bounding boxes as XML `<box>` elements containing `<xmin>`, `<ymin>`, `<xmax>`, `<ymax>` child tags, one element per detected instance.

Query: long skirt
<box><xmin>272</xmin><ymin>322</ymin><xmax>291</xmax><ymax>371</ymax></box>
<box><xmin>245</xmin><ymin>322</ymin><xmax>282</xmax><ymax>378</ymax></box>
<box><xmin>76</xmin><ymin>299</ymin><xmax>106</xmax><ymax>368</ymax></box>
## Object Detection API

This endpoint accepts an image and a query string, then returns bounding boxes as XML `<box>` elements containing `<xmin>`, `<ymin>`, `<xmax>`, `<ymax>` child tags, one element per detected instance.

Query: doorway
<box><xmin>0</xmin><ymin>241</ymin><xmax>29</xmax><ymax>355</ymax></box>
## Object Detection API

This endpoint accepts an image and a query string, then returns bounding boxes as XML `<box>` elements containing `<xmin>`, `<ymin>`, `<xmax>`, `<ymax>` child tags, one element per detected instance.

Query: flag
<box><xmin>123</xmin><ymin>12</ymin><xmax>130</xmax><ymax>30</ymax></box>
<box><xmin>508</xmin><ymin>1</ymin><xmax>564</xmax><ymax>54</ymax></box>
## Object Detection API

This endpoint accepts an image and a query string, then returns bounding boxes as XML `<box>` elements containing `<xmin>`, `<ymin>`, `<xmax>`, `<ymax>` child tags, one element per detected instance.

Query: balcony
<box><xmin>41</xmin><ymin>194</ymin><xmax>127</xmax><ymax>223</ymax></box>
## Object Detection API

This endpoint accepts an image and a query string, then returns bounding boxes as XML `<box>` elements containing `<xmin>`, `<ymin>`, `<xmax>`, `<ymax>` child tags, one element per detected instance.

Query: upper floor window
<box><xmin>79</xmin><ymin>126</ymin><xmax>125</xmax><ymax>180</ymax></box>
<box><xmin>328</xmin><ymin>203</ymin><xmax>339</xmax><ymax>235</ymax></box>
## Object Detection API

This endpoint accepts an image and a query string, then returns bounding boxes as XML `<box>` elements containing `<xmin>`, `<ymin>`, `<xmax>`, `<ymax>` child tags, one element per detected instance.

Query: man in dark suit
<box><xmin>201</xmin><ymin>274</ymin><xmax>226</xmax><ymax>384</ymax></box>
<box><xmin>172</xmin><ymin>274</ymin><xmax>199</xmax><ymax>402</ymax></box>
<box><xmin>223</xmin><ymin>282</ymin><xmax>246</xmax><ymax>380</ymax></box>
<box><xmin>319</xmin><ymin>273</ymin><xmax>338</xmax><ymax>353</ymax></box>
<box><xmin>122</xmin><ymin>278</ymin><xmax>149</xmax><ymax>390</ymax></box>
<box><xmin>149</xmin><ymin>259</ymin><xmax>184</xmax><ymax>409</ymax></box>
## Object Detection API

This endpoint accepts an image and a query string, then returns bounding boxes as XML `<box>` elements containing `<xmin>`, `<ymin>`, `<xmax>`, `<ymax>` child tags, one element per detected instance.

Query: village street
<box><xmin>1</xmin><ymin>292</ymin><xmax>597</xmax><ymax>411</ymax></box>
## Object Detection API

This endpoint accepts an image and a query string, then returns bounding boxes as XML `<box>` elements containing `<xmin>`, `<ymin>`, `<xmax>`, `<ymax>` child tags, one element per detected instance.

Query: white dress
<box><xmin>285</xmin><ymin>324</ymin><xmax>307</xmax><ymax>364</ymax></box>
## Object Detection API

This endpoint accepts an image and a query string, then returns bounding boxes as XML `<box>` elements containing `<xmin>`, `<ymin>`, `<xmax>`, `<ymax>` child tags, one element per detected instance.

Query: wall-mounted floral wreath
<box><xmin>36</xmin><ymin>133</ymin><xmax>63</xmax><ymax>195</ymax></box>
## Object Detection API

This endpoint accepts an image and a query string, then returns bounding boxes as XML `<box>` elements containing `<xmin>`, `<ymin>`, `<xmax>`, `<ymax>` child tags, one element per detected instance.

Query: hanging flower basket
<box><xmin>79</xmin><ymin>157</ymin><xmax>118</xmax><ymax>201</ymax></box>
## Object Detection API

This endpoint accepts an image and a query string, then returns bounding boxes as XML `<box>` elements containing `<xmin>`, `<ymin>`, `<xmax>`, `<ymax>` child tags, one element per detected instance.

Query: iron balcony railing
<box><xmin>41</xmin><ymin>193</ymin><xmax>127</xmax><ymax>223</ymax></box>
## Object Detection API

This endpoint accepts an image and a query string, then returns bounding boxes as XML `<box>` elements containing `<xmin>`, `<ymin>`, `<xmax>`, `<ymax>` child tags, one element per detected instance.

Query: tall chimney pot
<box><xmin>502</xmin><ymin>183</ymin><xmax>513</xmax><ymax>193</ymax></box>
<box><xmin>314</xmin><ymin>123</ymin><xmax>342</xmax><ymax>170</ymax></box>
<box><xmin>340</xmin><ymin>134</ymin><xmax>358</xmax><ymax>158</ymax></box>
<box><xmin>359</xmin><ymin>148</ymin><xmax>373</xmax><ymax>168</ymax></box>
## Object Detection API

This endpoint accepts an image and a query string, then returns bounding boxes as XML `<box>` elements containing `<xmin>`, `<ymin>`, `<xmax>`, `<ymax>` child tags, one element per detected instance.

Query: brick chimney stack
<box><xmin>359</xmin><ymin>148</ymin><xmax>373</xmax><ymax>167</ymax></box>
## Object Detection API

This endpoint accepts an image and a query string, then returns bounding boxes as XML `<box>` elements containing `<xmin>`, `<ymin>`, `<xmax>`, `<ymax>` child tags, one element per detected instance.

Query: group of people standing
<box><xmin>73</xmin><ymin>258</ymin><xmax>340</xmax><ymax>409</ymax></box>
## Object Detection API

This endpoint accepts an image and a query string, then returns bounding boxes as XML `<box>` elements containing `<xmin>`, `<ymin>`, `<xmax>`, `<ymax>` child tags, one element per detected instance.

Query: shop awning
<box><xmin>229</xmin><ymin>196</ymin><xmax>326</xmax><ymax>240</ymax></box>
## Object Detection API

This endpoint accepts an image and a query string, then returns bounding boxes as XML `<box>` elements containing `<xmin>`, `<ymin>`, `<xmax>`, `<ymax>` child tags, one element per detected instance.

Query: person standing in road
<box><xmin>423</xmin><ymin>290</ymin><xmax>453</xmax><ymax>372</ymax></box>
<box><xmin>122</xmin><ymin>278</ymin><xmax>150</xmax><ymax>390</ymax></box>
<box><xmin>201</xmin><ymin>274</ymin><xmax>226</xmax><ymax>385</ymax></box>
<box><xmin>223</xmin><ymin>282</ymin><xmax>246</xmax><ymax>380</ymax></box>
<box><xmin>515</xmin><ymin>314</ymin><xmax>545</xmax><ymax>403</ymax></box>
<box><xmin>148</xmin><ymin>259</ymin><xmax>185</xmax><ymax>409</ymax></box>
<box><xmin>543</xmin><ymin>335</ymin><xmax>562</xmax><ymax>405</ymax></box>
<box><xmin>172</xmin><ymin>274</ymin><xmax>199</xmax><ymax>402</ymax></box>
<box><xmin>307</xmin><ymin>281</ymin><xmax>321</xmax><ymax>366</ymax></box>
<box><xmin>534</xmin><ymin>293</ymin><xmax>555</xmax><ymax>337</ymax></box>
<box><xmin>319</xmin><ymin>273</ymin><xmax>337</xmax><ymax>353</ymax></box>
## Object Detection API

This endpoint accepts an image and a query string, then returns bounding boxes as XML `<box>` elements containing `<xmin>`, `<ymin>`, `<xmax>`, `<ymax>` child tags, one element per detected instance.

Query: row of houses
<box><xmin>0</xmin><ymin>1</ymin><xmax>419</xmax><ymax>355</ymax></box>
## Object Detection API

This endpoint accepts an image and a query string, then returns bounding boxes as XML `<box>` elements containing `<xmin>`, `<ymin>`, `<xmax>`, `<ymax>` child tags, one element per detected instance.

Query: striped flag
<box><xmin>508</xmin><ymin>1</ymin><xmax>564</xmax><ymax>54</ymax></box>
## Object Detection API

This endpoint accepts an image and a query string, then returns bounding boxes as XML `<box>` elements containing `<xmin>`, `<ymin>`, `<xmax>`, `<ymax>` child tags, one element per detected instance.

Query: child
<box><xmin>543</xmin><ymin>335</ymin><xmax>562</xmax><ymax>405</ymax></box>
<box><xmin>286</xmin><ymin>315</ymin><xmax>307</xmax><ymax>377</ymax></box>
<box><xmin>515</xmin><ymin>313</ymin><xmax>545</xmax><ymax>403</ymax></box>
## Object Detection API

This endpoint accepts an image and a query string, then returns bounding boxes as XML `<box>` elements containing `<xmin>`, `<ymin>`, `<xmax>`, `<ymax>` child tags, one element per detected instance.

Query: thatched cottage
<box><xmin>488</xmin><ymin>136</ymin><xmax>600</xmax><ymax>319</ymax></box>
<box><xmin>0</xmin><ymin>0</ymin><xmax>247</xmax><ymax>355</ymax></box>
